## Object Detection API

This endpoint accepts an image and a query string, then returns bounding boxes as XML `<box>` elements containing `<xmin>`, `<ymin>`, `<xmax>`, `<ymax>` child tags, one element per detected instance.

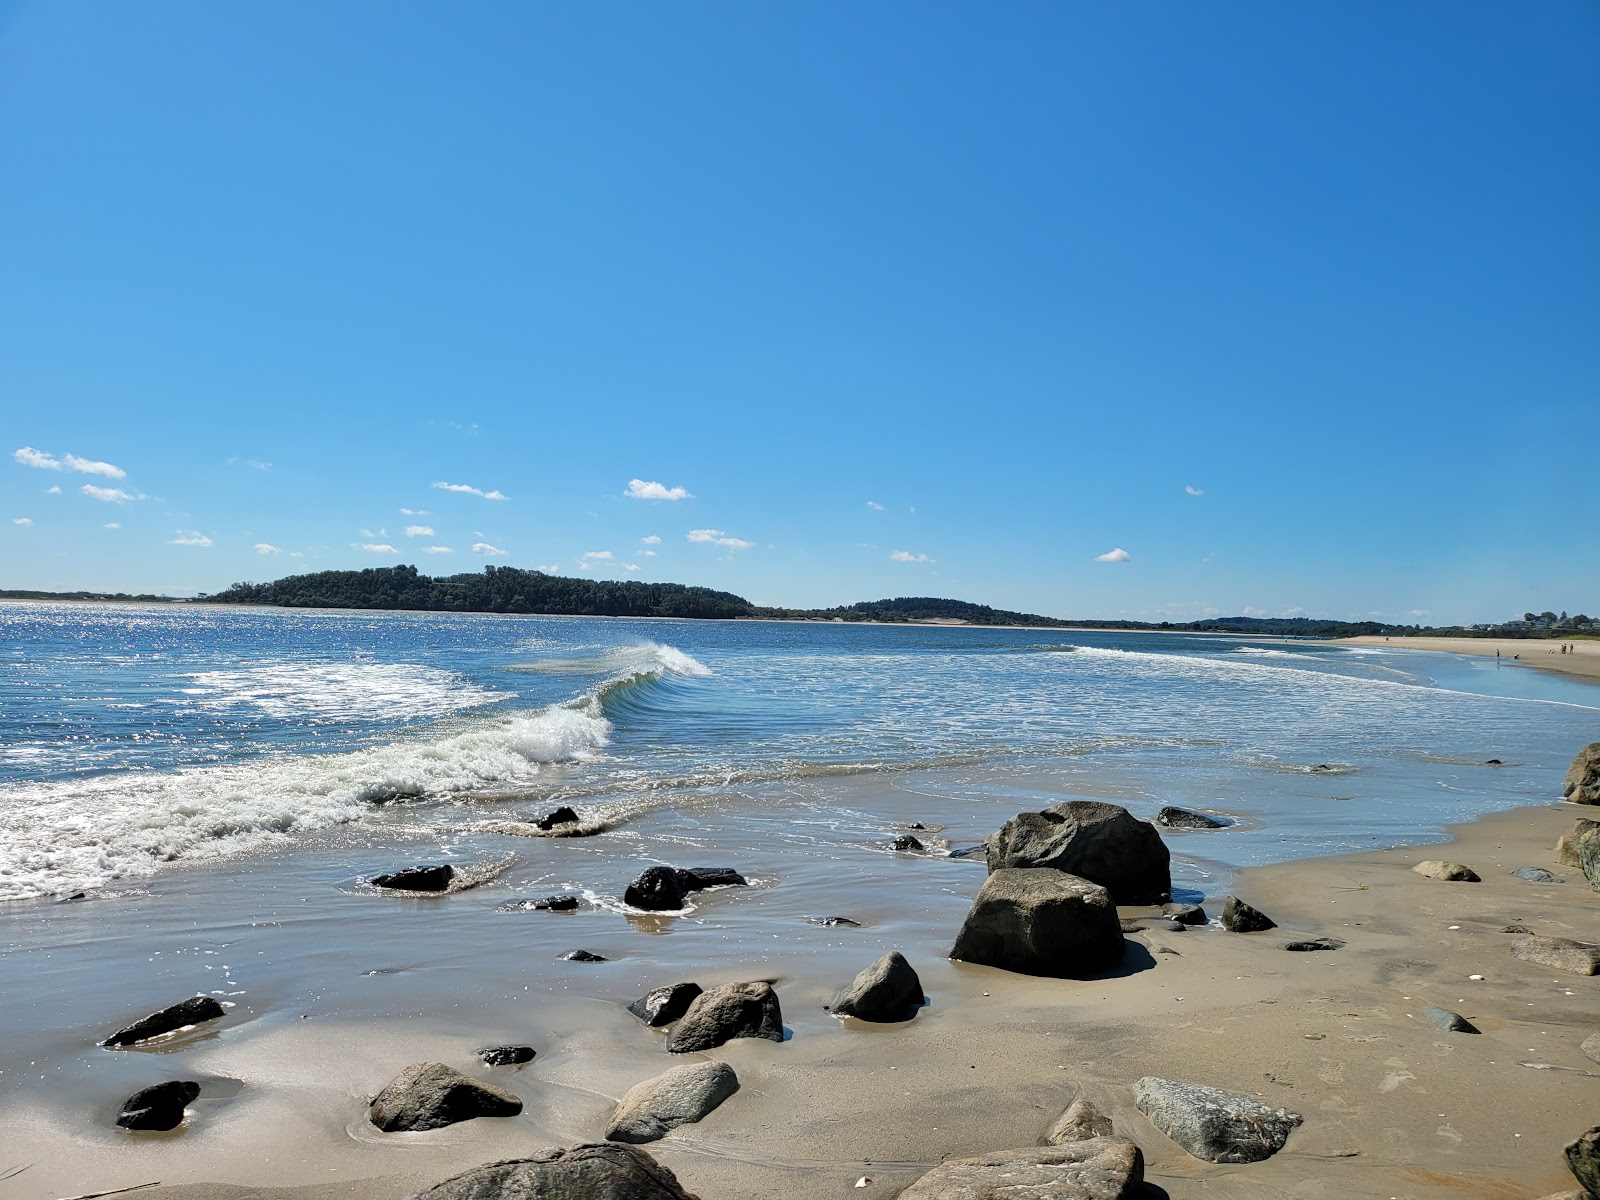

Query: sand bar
<box><xmin>1340</xmin><ymin>634</ymin><xmax>1600</xmax><ymax>682</ymax></box>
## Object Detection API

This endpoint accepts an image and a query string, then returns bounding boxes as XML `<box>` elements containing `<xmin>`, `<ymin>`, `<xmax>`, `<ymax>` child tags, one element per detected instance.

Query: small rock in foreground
<box><xmin>1284</xmin><ymin>937</ymin><xmax>1344</xmax><ymax>952</ymax></box>
<box><xmin>1511</xmin><ymin>867</ymin><xmax>1564</xmax><ymax>884</ymax></box>
<box><xmin>890</xmin><ymin>835</ymin><xmax>925</xmax><ymax>852</ymax></box>
<box><xmin>628</xmin><ymin>982</ymin><xmax>703</xmax><ymax>1027</ymax></box>
<box><xmin>667</xmin><ymin>982</ymin><xmax>783</xmax><ymax>1053</ymax></box>
<box><xmin>408</xmin><ymin>1143</ymin><xmax>700</xmax><ymax>1200</ymax></box>
<box><xmin>564</xmin><ymin>949</ymin><xmax>608</xmax><ymax>963</ymax></box>
<box><xmin>1566</xmin><ymin>1125</ymin><xmax>1600</xmax><ymax>1197</ymax></box>
<box><xmin>897</xmin><ymin>1137</ymin><xmax>1143</xmax><ymax>1200</ymax></box>
<box><xmin>477</xmin><ymin>1045</ymin><xmax>536</xmax><ymax>1066</ymax></box>
<box><xmin>625</xmin><ymin>866</ymin><xmax>687</xmax><ymax>912</ymax></box>
<box><xmin>1418</xmin><ymin>1005</ymin><xmax>1479</xmax><ymax>1034</ymax></box>
<box><xmin>370</xmin><ymin>1062</ymin><xmax>522</xmax><ymax>1131</ymax></box>
<box><xmin>116</xmin><ymin>1080</ymin><xmax>200</xmax><ymax>1131</ymax></box>
<box><xmin>831</xmin><ymin>951</ymin><xmax>924</xmax><ymax>1023</ymax></box>
<box><xmin>1510</xmin><ymin>935</ymin><xmax>1600</xmax><ymax>976</ymax></box>
<box><xmin>103</xmin><ymin>995</ymin><xmax>226</xmax><ymax>1048</ymax></box>
<box><xmin>1581</xmin><ymin>1032</ymin><xmax>1600</xmax><ymax>1064</ymax></box>
<box><xmin>605</xmin><ymin>1060</ymin><xmax>739</xmax><ymax>1143</ymax></box>
<box><xmin>1045</xmin><ymin>1097</ymin><xmax>1114</xmax><ymax>1144</ymax></box>
<box><xmin>1413</xmin><ymin>860</ymin><xmax>1480</xmax><ymax>882</ymax></box>
<box><xmin>372</xmin><ymin>864</ymin><xmax>455</xmax><ymax>892</ymax></box>
<box><xmin>1220</xmin><ymin>895</ymin><xmax>1275</xmax><ymax>933</ymax></box>
<box><xmin>950</xmin><ymin>868</ymin><xmax>1124</xmax><ymax>978</ymax></box>
<box><xmin>1163</xmin><ymin>902</ymin><xmax>1207</xmax><ymax>925</ymax></box>
<box><xmin>1156</xmin><ymin>806</ymin><xmax>1229</xmax><ymax>830</ymax></box>
<box><xmin>1133</xmin><ymin>1076</ymin><xmax>1303</xmax><ymax>1163</ymax></box>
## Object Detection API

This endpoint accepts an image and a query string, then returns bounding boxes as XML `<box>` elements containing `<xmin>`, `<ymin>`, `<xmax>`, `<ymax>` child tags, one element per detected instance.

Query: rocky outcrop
<box><xmin>1558</xmin><ymin>817</ymin><xmax>1600</xmax><ymax>868</ymax></box>
<box><xmin>1046</xmin><ymin>1097</ymin><xmax>1114</xmax><ymax>1144</ymax></box>
<box><xmin>1220</xmin><ymin>895</ymin><xmax>1275</xmax><ymax>933</ymax></box>
<box><xmin>116</xmin><ymin>1080</ymin><xmax>200</xmax><ymax>1131</ymax></box>
<box><xmin>897</xmin><ymin>1138</ymin><xmax>1144</xmax><ymax>1200</ymax></box>
<box><xmin>1413</xmin><ymin>860</ymin><xmax>1480</xmax><ymax>882</ymax></box>
<box><xmin>604</xmin><ymin>1061</ymin><xmax>739</xmax><ymax>1143</ymax></box>
<box><xmin>477</xmin><ymin>1045</ymin><xmax>536</xmax><ymax>1066</ymax></box>
<box><xmin>1418</xmin><ymin>1005</ymin><xmax>1478</xmax><ymax>1034</ymax></box>
<box><xmin>830</xmin><ymin>951</ymin><xmax>924</xmax><ymax>1023</ymax></box>
<box><xmin>667</xmin><ymin>982</ymin><xmax>783</xmax><ymax>1053</ymax></box>
<box><xmin>1510</xmin><ymin>935</ymin><xmax>1600</xmax><ymax>976</ymax></box>
<box><xmin>1576</xmin><ymin>825</ymin><xmax>1600</xmax><ymax>892</ymax></box>
<box><xmin>985</xmin><ymin>800</ymin><xmax>1171</xmax><ymax>904</ymax></box>
<box><xmin>369</xmin><ymin>1062</ymin><xmax>522</xmax><ymax>1131</ymax></box>
<box><xmin>628</xmin><ymin>983</ymin><xmax>703</xmax><ymax>1027</ymax></box>
<box><xmin>1156</xmin><ymin>807</ymin><xmax>1228</xmax><ymax>830</ymax></box>
<box><xmin>1132</xmin><ymin>1077</ymin><xmax>1302</xmax><ymax>1163</ymax></box>
<box><xmin>409</xmin><ymin>1144</ymin><xmax>700</xmax><ymax>1200</ymax></box>
<box><xmin>950</xmin><ymin>869</ymin><xmax>1124</xmax><ymax>978</ymax></box>
<box><xmin>1566</xmin><ymin>1125</ymin><xmax>1600</xmax><ymax>1197</ymax></box>
<box><xmin>625</xmin><ymin>867</ymin><xmax>688</xmax><ymax>912</ymax></box>
<box><xmin>1563</xmin><ymin>743</ymin><xmax>1600</xmax><ymax>805</ymax></box>
<box><xmin>372</xmin><ymin>864</ymin><xmax>454</xmax><ymax>892</ymax></box>
<box><xmin>103</xmin><ymin>996</ymin><xmax>226</xmax><ymax>1048</ymax></box>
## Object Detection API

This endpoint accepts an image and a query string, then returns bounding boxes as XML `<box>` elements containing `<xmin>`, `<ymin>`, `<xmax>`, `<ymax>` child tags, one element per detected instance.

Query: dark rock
<box><xmin>674</xmin><ymin>867</ymin><xmax>747</xmax><ymax>891</ymax></box>
<box><xmin>1501</xmin><ymin>924</ymin><xmax>1534</xmax><ymax>934</ymax></box>
<box><xmin>1413</xmin><ymin>860</ymin><xmax>1480</xmax><ymax>882</ymax></box>
<box><xmin>103</xmin><ymin>996</ymin><xmax>226</xmax><ymax>1048</ymax></box>
<box><xmin>948</xmin><ymin>845</ymin><xmax>985</xmax><ymax>859</ymax></box>
<box><xmin>1220</xmin><ymin>895</ymin><xmax>1276</xmax><ymax>933</ymax></box>
<box><xmin>1485</xmin><ymin>758</ymin><xmax>1503</xmax><ymax>765</ymax></box>
<box><xmin>1418</xmin><ymin>1005</ymin><xmax>1478</xmax><ymax>1034</ymax></box>
<box><xmin>667</xmin><ymin>982</ymin><xmax>783</xmax><ymax>1053</ymax></box>
<box><xmin>1164</xmin><ymin>902</ymin><xmax>1207</xmax><ymax>926</ymax></box>
<box><xmin>1310</xmin><ymin>764</ymin><xmax>1338</xmax><ymax>774</ymax></box>
<box><xmin>1133</xmin><ymin>1076</ymin><xmax>1303</xmax><ymax>1163</ymax></box>
<box><xmin>1284</xmin><ymin>937</ymin><xmax>1344</xmax><ymax>952</ymax></box>
<box><xmin>628</xmin><ymin>983</ymin><xmax>703</xmax><ymax>1027</ymax></box>
<box><xmin>1564</xmin><ymin>742</ymin><xmax>1600</xmax><ymax>805</ymax></box>
<box><xmin>372</xmin><ymin>864</ymin><xmax>454</xmax><ymax>892</ymax></box>
<box><xmin>806</xmin><ymin>915</ymin><xmax>861</xmax><ymax>927</ymax></box>
<box><xmin>1045</xmin><ymin>1097</ymin><xmax>1114</xmax><ymax>1144</ymax></box>
<box><xmin>830</xmin><ymin>951</ymin><xmax>924</xmax><ymax>1023</ymax></box>
<box><xmin>891</xmin><ymin>835</ymin><xmax>925</xmax><ymax>852</ymax></box>
<box><xmin>604</xmin><ymin>1061</ymin><xmax>739</xmax><ymax>1143</ymax></box>
<box><xmin>1583</xmin><ymin>1032</ymin><xmax>1600</xmax><ymax>1064</ymax></box>
<box><xmin>538</xmin><ymin>895</ymin><xmax>580</xmax><ymax>910</ymax></box>
<box><xmin>477</xmin><ymin>1045</ymin><xmax>536</xmax><ymax>1066</ymax></box>
<box><xmin>950</xmin><ymin>868</ymin><xmax>1124</xmax><ymax>978</ymax></box>
<box><xmin>1557</xmin><ymin>817</ymin><xmax>1600</xmax><ymax>867</ymax></box>
<box><xmin>985</xmin><ymin>800</ymin><xmax>1171</xmax><ymax>904</ymax></box>
<box><xmin>1566</xmin><ymin>1126</ymin><xmax>1600</xmax><ymax>1198</ymax></box>
<box><xmin>897</xmin><ymin>1138</ymin><xmax>1143</xmax><ymax>1200</ymax></box>
<box><xmin>1510</xmin><ymin>935</ymin><xmax>1600</xmax><ymax>976</ymax></box>
<box><xmin>624</xmin><ymin>866</ymin><xmax>687</xmax><ymax>912</ymax></box>
<box><xmin>535</xmin><ymin>805</ymin><xmax>580</xmax><ymax>830</ymax></box>
<box><xmin>1511</xmin><ymin>867</ymin><xmax>1564</xmax><ymax>884</ymax></box>
<box><xmin>564</xmin><ymin>949</ymin><xmax>607</xmax><ymax>962</ymax></box>
<box><xmin>369</xmin><ymin>1062</ymin><xmax>522</xmax><ymax>1131</ymax></box>
<box><xmin>1156</xmin><ymin>806</ymin><xmax>1229</xmax><ymax>830</ymax></box>
<box><xmin>409</xmin><ymin>1143</ymin><xmax>700</xmax><ymax>1200</ymax></box>
<box><xmin>909</xmin><ymin>822</ymin><xmax>927</xmax><ymax>830</ymax></box>
<box><xmin>116</xmin><ymin>1080</ymin><xmax>200</xmax><ymax>1131</ymax></box>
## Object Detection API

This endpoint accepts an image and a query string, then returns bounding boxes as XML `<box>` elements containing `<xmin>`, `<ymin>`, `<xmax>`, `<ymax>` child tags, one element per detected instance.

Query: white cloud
<box><xmin>254</xmin><ymin>543</ymin><xmax>280</xmax><ymax>555</ymax></box>
<box><xmin>400</xmin><ymin>507</ymin><xmax>428</xmax><ymax>516</ymax></box>
<box><xmin>642</xmin><ymin>549</ymin><xmax>657</xmax><ymax>557</ymax></box>
<box><xmin>537</xmin><ymin>563</ymin><xmax>561</xmax><ymax>573</ymax></box>
<box><xmin>63</xmin><ymin>454</ymin><xmax>126</xmax><ymax>479</ymax></box>
<box><xmin>104</xmin><ymin>522</ymin><xmax>120</xmax><ymax>530</ymax></box>
<box><xmin>890</xmin><ymin>549</ymin><xmax>933</xmax><ymax>563</ymax></box>
<box><xmin>1095</xmin><ymin>547</ymin><xmax>1131</xmax><ymax>563</ymax></box>
<box><xmin>866</xmin><ymin>500</ymin><xmax>885</xmax><ymax>510</ymax></box>
<box><xmin>82</xmin><ymin>484</ymin><xmax>139</xmax><ymax>503</ymax></box>
<box><xmin>424</xmin><ymin>545</ymin><xmax>454</xmax><ymax>554</ymax></box>
<box><xmin>1202</xmin><ymin>606</ymin><xmax>1220</xmax><ymax>616</ymax></box>
<box><xmin>11</xmin><ymin>517</ymin><xmax>31</xmax><ymax>526</ymax></box>
<box><xmin>433</xmin><ymin>481</ymin><xmax>508</xmax><ymax>500</ymax></box>
<box><xmin>405</xmin><ymin>525</ymin><xmax>435</xmax><ymax>538</ymax></box>
<box><xmin>583</xmin><ymin>550</ymin><xmax>614</xmax><ymax>560</ymax></box>
<box><xmin>688</xmin><ymin>528</ymin><xmax>754</xmax><ymax>551</ymax></box>
<box><xmin>640</xmin><ymin>534</ymin><xmax>661</xmax><ymax>545</ymax></box>
<box><xmin>357</xmin><ymin>542</ymin><xmax>398</xmax><ymax>553</ymax></box>
<box><xmin>226</xmin><ymin>457</ymin><xmax>271</xmax><ymax>471</ymax></box>
<box><xmin>1282</xmin><ymin>606</ymin><xmax>1306</xmax><ymax>617</ymax></box>
<box><xmin>14</xmin><ymin>447</ymin><xmax>61</xmax><ymax>470</ymax></box>
<box><xmin>625</xmin><ymin>563</ymin><xmax>640</xmax><ymax>572</ymax></box>
<box><xmin>46</xmin><ymin>486</ymin><xmax>61</xmax><ymax>495</ymax></box>
<box><xmin>1185</xmin><ymin>485</ymin><xmax>1204</xmax><ymax>496</ymax></box>
<box><xmin>472</xmin><ymin>542</ymin><xmax>507</xmax><ymax>556</ymax></box>
<box><xmin>1243</xmin><ymin>606</ymin><xmax>1267</xmax><ymax>617</ymax></box>
<box><xmin>1409</xmin><ymin>608</ymin><xmax>1431</xmax><ymax>618</ymax></box>
<box><xmin>170</xmin><ymin>531</ymin><xmax>213</xmax><ymax>547</ymax></box>
<box><xmin>625</xmin><ymin>478</ymin><xmax>694</xmax><ymax>501</ymax></box>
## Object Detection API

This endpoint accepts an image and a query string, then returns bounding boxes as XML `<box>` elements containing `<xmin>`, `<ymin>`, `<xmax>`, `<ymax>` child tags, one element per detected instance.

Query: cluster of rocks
<box><xmin>100</xmin><ymin>995</ymin><xmax>227</xmax><ymax>1134</ymax></box>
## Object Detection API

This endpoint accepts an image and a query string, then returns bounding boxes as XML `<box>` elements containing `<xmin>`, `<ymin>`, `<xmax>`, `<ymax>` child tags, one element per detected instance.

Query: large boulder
<box><xmin>1575</xmin><ymin>824</ymin><xmax>1600</xmax><ymax>892</ymax></box>
<box><xmin>1133</xmin><ymin>1077</ymin><xmax>1303</xmax><ymax>1163</ymax></box>
<box><xmin>1563</xmin><ymin>743</ymin><xmax>1600</xmax><ymax>805</ymax></box>
<box><xmin>628</xmin><ymin>983</ymin><xmax>703</xmax><ymax>1027</ymax></box>
<box><xmin>1413</xmin><ymin>860</ymin><xmax>1480</xmax><ymax>882</ymax></box>
<box><xmin>1046</xmin><ymin>1098</ymin><xmax>1115</xmax><ymax>1144</ymax></box>
<box><xmin>409</xmin><ymin>1143</ymin><xmax>700</xmax><ymax>1199</ymax></box>
<box><xmin>604</xmin><ymin>1061</ymin><xmax>739</xmax><ymax>1143</ymax></box>
<box><xmin>1509</xmin><ymin>935</ymin><xmax>1600</xmax><ymax>976</ymax></box>
<box><xmin>116</xmin><ymin>1080</ymin><xmax>200</xmax><ymax>1131</ymax></box>
<box><xmin>369</xmin><ymin>1062</ymin><xmax>523</xmax><ymax>1131</ymax></box>
<box><xmin>1567</xmin><ymin>1125</ymin><xmax>1600</xmax><ymax>1197</ymax></box>
<box><xmin>624</xmin><ymin>867</ymin><xmax>687</xmax><ymax>912</ymax></box>
<box><xmin>103</xmin><ymin>996</ymin><xmax>226</xmax><ymax>1048</ymax></box>
<box><xmin>1220</xmin><ymin>895</ymin><xmax>1275</xmax><ymax>933</ymax></box>
<box><xmin>830</xmin><ymin>951</ymin><xmax>924</xmax><ymax>1023</ymax></box>
<box><xmin>950</xmin><ymin>869</ymin><xmax>1124</xmax><ymax>978</ymax></box>
<box><xmin>986</xmin><ymin>801</ymin><xmax>1170</xmax><ymax>904</ymax></box>
<box><xmin>667</xmin><ymin>982</ymin><xmax>783</xmax><ymax>1053</ymax></box>
<box><xmin>897</xmin><ymin>1138</ymin><xmax>1143</xmax><ymax>1200</ymax></box>
<box><xmin>1557</xmin><ymin>817</ymin><xmax>1600</xmax><ymax>867</ymax></box>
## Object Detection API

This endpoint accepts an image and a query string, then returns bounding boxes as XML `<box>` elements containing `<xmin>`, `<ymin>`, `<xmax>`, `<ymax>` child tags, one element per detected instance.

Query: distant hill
<box><xmin>755</xmin><ymin>595</ymin><xmax>1063</xmax><ymax>626</ymax></box>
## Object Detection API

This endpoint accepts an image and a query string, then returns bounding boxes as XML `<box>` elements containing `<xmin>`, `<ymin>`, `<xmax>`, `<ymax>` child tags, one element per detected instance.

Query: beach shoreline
<box><xmin>1339</xmin><ymin>633</ymin><xmax>1600</xmax><ymax>682</ymax></box>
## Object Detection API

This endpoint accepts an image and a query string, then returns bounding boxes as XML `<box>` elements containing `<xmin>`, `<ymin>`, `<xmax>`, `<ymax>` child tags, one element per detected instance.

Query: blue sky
<box><xmin>2</xmin><ymin>1</ymin><xmax>1596</xmax><ymax>623</ymax></box>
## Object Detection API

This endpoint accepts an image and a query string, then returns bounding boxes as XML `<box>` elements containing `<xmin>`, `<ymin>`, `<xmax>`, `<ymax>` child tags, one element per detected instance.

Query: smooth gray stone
<box><xmin>667</xmin><ymin>982</ymin><xmax>783</xmax><ymax>1053</ymax></box>
<box><xmin>369</xmin><ymin>1062</ymin><xmax>522</xmax><ymax>1132</ymax></box>
<box><xmin>409</xmin><ymin>1143</ymin><xmax>700</xmax><ymax>1199</ymax></box>
<box><xmin>1581</xmin><ymin>1032</ymin><xmax>1600</xmax><ymax>1064</ymax></box>
<box><xmin>1510</xmin><ymin>935</ymin><xmax>1600</xmax><ymax>976</ymax></box>
<box><xmin>985</xmin><ymin>800</ymin><xmax>1171</xmax><ymax>904</ymax></box>
<box><xmin>1419</xmin><ymin>1004</ymin><xmax>1479</xmax><ymax>1034</ymax></box>
<box><xmin>950</xmin><ymin>868</ymin><xmax>1124</xmax><ymax>978</ymax></box>
<box><xmin>1511</xmin><ymin>867</ymin><xmax>1564</xmax><ymax>883</ymax></box>
<box><xmin>116</xmin><ymin>1080</ymin><xmax>200</xmax><ymax>1131</ymax></box>
<box><xmin>1220</xmin><ymin>895</ymin><xmax>1275</xmax><ymax>933</ymax></box>
<box><xmin>1156</xmin><ymin>806</ymin><xmax>1229</xmax><ymax>830</ymax></box>
<box><xmin>831</xmin><ymin>951</ymin><xmax>924</xmax><ymax>1023</ymax></box>
<box><xmin>1163</xmin><ymin>902</ymin><xmax>1207</xmax><ymax>925</ymax></box>
<box><xmin>897</xmin><ymin>1137</ymin><xmax>1143</xmax><ymax>1200</ymax></box>
<box><xmin>103</xmin><ymin>996</ymin><xmax>226</xmax><ymax>1048</ymax></box>
<box><xmin>628</xmin><ymin>982</ymin><xmax>703</xmax><ymax>1027</ymax></box>
<box><xmin>604</xmin><ymin>1061</ymin><xmax>739</xmax><ymax>1143</ymax></box>
<box><xmin>1045</xmin><ymin>1097</ymin><xmax>1115</xmax><ymax>1145</ymax></box>
<box><xmin>1412</xmin><ymin>860</ymin><xmax>1480</xmax><ymax>882</ymax></box>
<box><xmin>1133</xmin><ymin>1076</ymin><xmax>1303</xmax><ymax>1163</ymax></box>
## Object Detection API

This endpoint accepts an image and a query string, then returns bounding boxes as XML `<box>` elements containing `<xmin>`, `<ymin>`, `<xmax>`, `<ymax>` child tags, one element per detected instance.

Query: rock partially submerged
<box><xmin>830</xmin><ymin>951</ymin><xmax>924</xmax><ymax>1023</ymax></box>
<box><xmin>477</xmin><ymin>1045</ymin><xmax>536</xmax><ymax>1066</ymax></box>
<box><xmin>605</xmin><ymin>1061</ymin><xmax>739</xmax><ymax>1143</ymax></box>
<box><xmin>1564</xmin><ymin>742</ymin><xmax>1600</xmax><ymax>805</ymax></box>
<box><xmin>1413</xmin><ymin>860</ymin><xmax>1480</xmax><ymax>882</ymax></box>
<box><xmin>897</xmin><ymin>1138</ymin><xmax>1143</xmax><ymax>1200</ymax></box>
<box><xmin>890</xmin><ymin>834</ymin><xmax>925</xmax><ymax>852</ymax></box>
<box><xmin>1156</xmin><ymin>806</ymin><xmax>1229</xmax><ymax>830</ymax></box>
<box><xmin>409</xmin><ymin>1143</ymin><xmax>700</xmax><ymax>1200</ymax></box>
<box><xmin>498</xmin><ymin>895</ymin><xmax>580</xmax><ymax>912</ymax></box>
<box><xmin>1045</xmin><ymin>1097</ymin><xmax>1114</xmax><ymax>1144</ymax></box>
<box><xmin>1132</xmin><ymin>1076</ymin><xmax>1303</xmax><ymax>1163</ymax></box>
<box><xmin>950</xmin><ymin>868</ymin><xmax>1124</xmax><ymax>978</ymax></box>
<box><xmin>369</xmin><ymin>1062</ymin><xmax>522</xmax><ymax>1132</ymax></box>
<box><xmin>1510</xmin><ymin>935</ymin><xmax>1600</xmax><ymax>976</ymax></box>
<box><xmin>1220</xmin><ymin>895</ymin><xmax>1275</xmax><ymax>933</ymax></box>
<box><xmin>564</xmin><ymin>949</ymin><xmax>608</xmax><ymax>963</ymax></box>
<box><xmin>103</xmin><ymin>996</ymin><xmax>226</xmax><ymax>1048</ymax></box>
<box><xmin>116</xmin><ymin>1080</ymin><xmax>200</xmax><ymax>1131</ymax></box>
<box><xmin>806</xmin><ymin>915</ymin><xmax>862</xmax><ymax>927</ymax></box>
<box><xmin>628</xmin><ymin>983</ymin><xmax>703</xmax><ymax>1028</ymax></box>
<box><xmin>986</xmin><ymin>800</ymin><xmax>1171</xmax><ymax>904</ymax></box>
<box><xmin>667</xmin><ymin>982</ymin><xmax>783</xmax><ymax>1053</ymax></box>
<box><xmin>1419</xmin><ymin>1004</ymin><xmax>1478</xmax><ymax>1034</ymax></box>
<box><xmin>535</xmin><ymin>805</ymin><xmax>580</xmax><ymax>830</ymax></box>
<box><xmin>372</xmin><ymin>864</ymin><xmax>454</xmax><ymax>892</ymax></box>
<box><xmin>676</xmin><ymin>867</ymin><xmax>747</xmax><ymax>891</ymax></box>
<box><xmin>625</xmin><ymin>866</ymin><xmax>687</xmax><ymax>912</ymax></box>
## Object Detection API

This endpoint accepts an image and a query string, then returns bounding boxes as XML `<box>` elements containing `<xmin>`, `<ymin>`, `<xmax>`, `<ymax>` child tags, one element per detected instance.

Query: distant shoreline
<box><xmin>1338</xmin><ymin>633</ymin><xmax>1600</xmax><ymax>683</ymax></box>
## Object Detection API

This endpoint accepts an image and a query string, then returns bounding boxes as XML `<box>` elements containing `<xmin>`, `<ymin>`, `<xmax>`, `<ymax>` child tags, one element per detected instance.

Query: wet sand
<box><xmin>1341</xmin><ymin>634</ymin><xmax>1600</xmax><ymax>682</ymax></box>
<box><xmin>3</xmin><ymin>801</ymin><xmax>1595</xmax><ymax>1200</ymax></box>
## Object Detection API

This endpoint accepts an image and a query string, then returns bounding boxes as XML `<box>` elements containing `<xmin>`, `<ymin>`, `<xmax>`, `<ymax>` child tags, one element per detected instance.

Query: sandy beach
<box><xmin>1341</xmin><ymin>635</ymin><xmax>1600</xmax><ymax>682</ymax></box>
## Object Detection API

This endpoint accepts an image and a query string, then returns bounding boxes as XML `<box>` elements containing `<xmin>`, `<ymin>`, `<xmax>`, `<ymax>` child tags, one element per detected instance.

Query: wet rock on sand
<box><xmin>1557</xmin><ymin>817</ymin><xmax>1600</xmax><ymax>867</ymax></box>
<box><xmin>535</xmin><ymin>805</ymin><xmax>580</xmax><ymax>830</ymax></box>
<box><xmin>1046</xmin><ymin>1097</ymin><xmax>1114</xmax><ymax>1144</ymax></box>
<box><xmin>950</xmin><ymin>868</ymin><xmax>1124</xmax><ymax>978</ymax></box>
<box><xmin>1418</xmin><ymin>1004</ymin><xmax>1479</xmax><ymax>1034</ymax></box>
<box><xmin>1284</xmin><ymin>936</ymin><xmax>1344</xmax><ymax>952</ymax></box>
<box><xmin>1566</xmin><ymin>1125</ymin><xmax>1600</xmax><ymax>1197</ymax></box>
<box><xmin>986</xmin><ymin>800</ymin><xmax>1171</xmax><ymax>904</ymax></box>
<box><xmin>625</xmin><ymin>866</ymin><xmax>687</xmax><ymax>911</ymax></box>
<box><xmin>1156</xmin><ymin>806</ymin><xmax>1229</xmax><ymax>830</ymax></box>
<box><xmin>628</xmin><ymin>982</ymin><xmax>703</xmax><ymax>1027</ymax></box>
<box><xmin>605</xmin><ymin>1060</ymin><xmax>739</xmax><ymax>1143</ymax></box>
<box><xmin>103</xmin><ymin>995</ymin><xmax>226</xmax><ymax>1047</ymax></box>
<box><xmin>116</xmin><ymin>1080</ymin><xmax>200</xmax><ymax>1131</ymax></box>
<box><xmin>899</xmin><ymin>1138</ymin><xmax>1143</xmax><ymax>1200</ymax></box>
<box><xmin>477</xmin><ymin>1045</ymin><xmax>536</xmax><ymax>1066</ymax></box>
<box><xmin>372</xmin><ymin>864</ymin><xmax>454</xmax><ymax>892</ymax></box>
<box><xmin>1512</xmin><ymin>867</ymin><xmax>1565</xmax><ymax>883</ymax></box>
<box><xmin>675</xmin><ymin>867</ymin><xmax>747</xmax><ymax>890</ymax></box>
<box><xmin>1220</xmin><ymin>895</ymin><xmax>1276</xmax><ymax>933</ymax></box>
<box><xmin>1564</xmin><ymin>742</ymin><xmax>1600</xmax><ymax>805</ymax></box>
<box><xmin>1510</xmin><ymin>935</ymin><xmax>1600</xmax><ymax>976</ymax></box>
<box><xmin>1163</xmin><ymin>902</ymin><xmax>1206</xmax><ymax>925</ymax></box>
<box><xmin>410</xmin><ymin>1143</ymin><xmax>700</xmax><ymax>1200</ymax></box>
<box><xmin>370</xmin><ymin>1062</ymin><xmax>522</xmax><ymax>1132</ymax></box>
<box><xmin>1413</xmin><ymin>860</ymin><xmax>1480</xmax><ymax>882</ymax></box>
<box><xmin>1133</xmin><ymin>1076</ymin><xmax>1303</xmax><ymax>1163</ymax></box>
<box><xmin>667</xmin><ymin>982</ymin><xmax>783</xmax><ymax>1053</ymax></box>
<box><xmin>830</xmin><ymin>951</ymin><xmax>924</xmax><ymax>1023</ymax></box>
